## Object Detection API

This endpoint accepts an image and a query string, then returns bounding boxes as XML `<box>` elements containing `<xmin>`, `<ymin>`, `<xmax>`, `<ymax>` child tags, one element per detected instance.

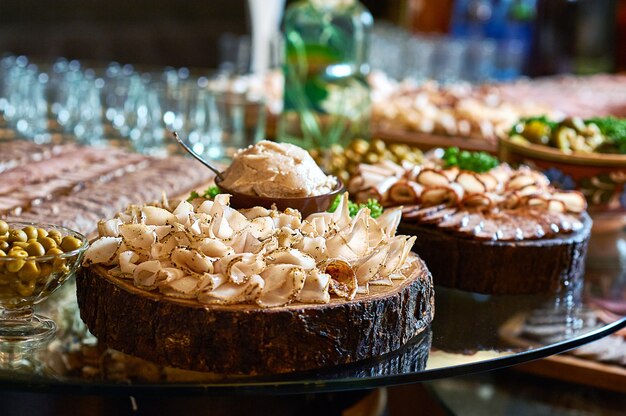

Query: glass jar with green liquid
<box><xmin>278</xmin><ymin>0</ymin><xmax>373</xmax><ymax>150</ymax></box>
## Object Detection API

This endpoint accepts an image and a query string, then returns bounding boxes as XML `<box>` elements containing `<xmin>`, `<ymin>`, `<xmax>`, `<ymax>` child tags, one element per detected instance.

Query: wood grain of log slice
<box><xmin>76</xmin><ymin>254</ymin><xmax>435</xmax><ymax>375</ymax></box>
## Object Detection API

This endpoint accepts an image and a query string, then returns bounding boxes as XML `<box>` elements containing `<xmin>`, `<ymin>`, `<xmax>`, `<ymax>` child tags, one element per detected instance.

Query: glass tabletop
<box><xmin>0</xmin><ymin>251</ymin><xmax>625</xmax><ymax>396</ymax></box>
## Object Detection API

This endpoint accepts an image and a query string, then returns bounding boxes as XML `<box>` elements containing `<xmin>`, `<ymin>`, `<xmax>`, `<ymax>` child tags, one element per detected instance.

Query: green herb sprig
<box><xmin>187</xmin><ymin>185</ymin><xmax>221</xmax><ymax>202</ymax></box>
<box><xmin>586</xmin><ymin>117</ymin><xmax>626</xmax><ymax>153</ymax></box>
<box><xmin>327</xmin><ymin>195</ymin><xmax>383</xmax><ymax>218</ymax></box>
<box><xmin>442</xmin><ymin>147</ymin><xmax>499</xmax><ymax>173</ymax></box>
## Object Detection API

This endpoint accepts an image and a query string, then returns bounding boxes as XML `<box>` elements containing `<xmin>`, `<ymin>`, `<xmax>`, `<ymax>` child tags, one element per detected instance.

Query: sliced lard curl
<box><xmin>142</xmin><ymin>206</ymin><xmax>178</xmax><ymax>226</ymax></box>
<box><xmin>159</xmin><ymin>274</ymin><xmax>201</xmax><ymax>298</ymax></box>
<box><xmin>172</xmin><ymin>200</ymin><xmax>195</xmax><ymax>226</ymax></box>
<box><xmin>376</xmin><ymin>208</ymin><xmax>402</xmax><ymax>238</ymax></box>
<box><xmin>266</xmin><ymin>248</ymin><xmax>316</xmax><ymax>270</ymax></box>
<box><xmin>215</xmin><ymin>253</ymin><xmax>266</xmax><ymax>284</ymax></box>
<box><xmin>97</xmin><ymin>218</ymin><xmax>123</xmax><ymax>237</ymax></box>
<box><xmin>118</xmin><ymin>223</ymin><xmax>156</xmax><ymax>253</ymax></box>
<box><xmin>196</xmin><ymin>238</ymin><xmax>235</xmax><ymax>258</ymax></box>
<box><xmin>171</xmin><ymin>247</ymin><xmax>213</xmax><ymax>275</ymax></box>
<box><xmin>83</xmin><ymin>236</ymin><xmax>122</xmax><ymax>265</ymax></box>
<box><xmin>257</xmin><ymin>264</ymin><xmax>306</xmax><ymax>307</ymax></box>
<box><xmin>297</xmin><ymin>269</ymin><xmax>331</xmax><ymax>304</ymax></box>
<box><xmin>321</xmin><ymin>259</ymin><xmax>358</xmax><ymax>300</ymax></box>
<box><xmin>119</xmin><ymin>250</ymin><xmax>141</xmax><ymax>276</ymax></box>
<box><xmin>197</xmin><ymin>274</ymin><xmax>264</xmax><ymax>305</ymax></box>
<box><xmin>294</xmin><ymin>236</ymin><xmax>327</xmax><ymax>261</ymax></box>
<box><xmin>355</xmin><ymin>244</ymin><xmax>390</xmax><ymax>287</ymax></box>
<box><xmin>133</xmin><ymin>260</ymin><xmax>163</xmax><ymax>289</ymax></box>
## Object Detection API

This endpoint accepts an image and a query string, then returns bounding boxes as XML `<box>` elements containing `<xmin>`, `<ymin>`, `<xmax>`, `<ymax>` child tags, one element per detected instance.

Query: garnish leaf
<box><xmin>442</xmin><ymin>147</ymin><xmax>499</xmax><ymax>173</ymax></box>
<box><xmin>586</xmin><ymin>117</ymin><xmax>626</xmax><ymax>153</ymax></box>
<box><xmin>328</xmin><ymin>195</ymin><xmax>383</xmax><ymax>218</ymax></box>
<box><xmin>187</xmin><ymin>185</ymin><xmax>221</xmax><ymax>201</ymax></box>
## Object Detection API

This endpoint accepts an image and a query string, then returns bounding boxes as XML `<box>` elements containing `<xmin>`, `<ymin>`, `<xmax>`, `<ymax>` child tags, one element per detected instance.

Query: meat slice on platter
<box><xmin>0</xmin><ymin>142</ymin><xmax>215</xmax><ymax>236</ymax></box>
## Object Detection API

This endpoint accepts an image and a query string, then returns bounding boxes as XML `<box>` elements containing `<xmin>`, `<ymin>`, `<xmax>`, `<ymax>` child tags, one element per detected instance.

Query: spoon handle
<box><xmin>173</xmin><ymin>132</ymin><xmax>224</xmax><ymax>181</ymax></box>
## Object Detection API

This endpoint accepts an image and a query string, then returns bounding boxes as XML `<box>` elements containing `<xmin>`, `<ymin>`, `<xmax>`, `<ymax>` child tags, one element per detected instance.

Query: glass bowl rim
<box><xmin>0</xmin><ymin>221</ymin><xmax>89</xmax><ymax>261</ymax></box>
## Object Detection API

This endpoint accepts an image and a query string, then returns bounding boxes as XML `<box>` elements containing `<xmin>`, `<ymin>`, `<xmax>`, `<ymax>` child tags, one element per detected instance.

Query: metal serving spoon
<box><xmin>173</xmin><ymin>132</ymin><xmax>224</xmax><ymax>181</ymax></box>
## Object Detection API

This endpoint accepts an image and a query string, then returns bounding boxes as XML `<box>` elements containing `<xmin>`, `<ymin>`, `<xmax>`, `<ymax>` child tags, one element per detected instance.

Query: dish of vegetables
<box><xmin>509</xmin><ymin>116</ymin><xmax>626</xmax><ymax>154</ymax></box>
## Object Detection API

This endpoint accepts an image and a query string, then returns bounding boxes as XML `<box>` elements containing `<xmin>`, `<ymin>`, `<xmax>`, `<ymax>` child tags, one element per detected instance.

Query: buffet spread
<box><xmin>0</xmin><ymin>74</ymin><xmax>625</xmax><ymax>383</ymax></box>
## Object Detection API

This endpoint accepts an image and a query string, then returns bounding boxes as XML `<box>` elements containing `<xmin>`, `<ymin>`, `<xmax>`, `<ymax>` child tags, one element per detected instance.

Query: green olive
<box><xmin>16</xmin><ymin>280</ymin><xmax>35</xmax><ymax>297</ymax></box>
<box><xmin>364</xmin><ymin>153</ymin><xmax>379</xmax><ymax>164</ymax></box>
<box><xmin>36</xmin><ymin>228</ymin><xmax>48</xmax><ymax>239</ymax></box>
<box><xmin>0</xmin><ymin>273</ymin><xmax>12</xmax><ymax>284</ymax></box>
<box><xmin>60</xmin><ymin>236</ymin><xmax>82</xmax><ymax>252</ymax></box>
<box><xmin>38</xmin><ymin>263</ymin><xmax>53</xmax><ymax>278</ymax></box>
<box><xmin>7</xmin><ymin>248</ymin><xmax>28</xmax><ymax>258</ymax></box>
<box><xmin>344</xmin><ymin>149</ymin><xmax>358</xmax><ymax>162</ymax></box>
<box><xmin>5</xmin><ymin>258</ymin><xmax>25</xmax><ymax>273</ymax></box>
<box><xmin>7</xmin><ymin>229</ymin><xmax>27</xmax><ymax>244</ymax></box>
<box><xmin>39</xmin><ymin>237</ymin><xmax>58</xmax><ymax>252</ymax></box>
<box><xmin>26</xmin><ymin>242</ymin><xmax>46</xmax><ymax>257</ymax></box>
<box><xmin>350</xmin><ymin>139</ymin><xmax>369</xmax><ymax>155</ymax></box>
<box><xmin>46</xmin><ymin>247</ymin><xmax>64</xmax><ymax>256</ymax></box>
<box><xmin>330</xmin><ymin>144</ymin><xmax>344</xmax><ymax>155</ymax></box>
<box><xmin>18</xmin><ymin>261</ymin><xmax>40</xmax><ymax>280</ymax></box>
<box><xmin>0</xmin><ymin>220</ymin><xmax>8</xmax><ymax>236</ymax></box>
<box><xmin>338</xmin><ymin>171</ymin><xmax>350</xmax><ymax>183</ymax></box>
<box><xmin>371</xmin><ymin>139</ymin><xmax>386</xmax><ymax>153</ymax></box>
<box><xmin>52</xmin><ymin>258</ymin><xmax>68</xmax><ymax>273</ymax></box>
<box><xmin>21</xmin><ymin>226</ymin><xmax>38</xmax><ymax>240</ymax></box>
<box><xmin>389</xmin><ymin>144</ymin><xmax>410</xmax><ymax>157</ymax></box>
<box><xmin>47</xmin><ymin>230</ymin><xmax>63</xmax><ymax>245</ymax></box>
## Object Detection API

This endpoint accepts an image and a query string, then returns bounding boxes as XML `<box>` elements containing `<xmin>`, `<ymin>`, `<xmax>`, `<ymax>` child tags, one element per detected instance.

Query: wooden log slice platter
<box><xmin>398</xmin><ymin>213</ymin><xmax>592</xmax><ymax>295</ymax></box>
<box><xmin>76</xmin><ymin>254</ymin><xmax>435</xmax><ymax>376</ymax></box>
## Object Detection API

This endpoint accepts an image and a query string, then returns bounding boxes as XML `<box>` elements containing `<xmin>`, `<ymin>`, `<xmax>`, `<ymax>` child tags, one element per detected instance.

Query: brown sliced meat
<box><xmin>488</xmin><ymin>213</ymin><xmax>525</xmax><ymax>241</ymax></box>
<box><xmin>508</xmin><ymin>212</ymin><xmax>547</xmax><ymax>240</ymax></box>
<box><xmin>524</xmin><ymin>209</ymin><xmax>561</xmax><ymax>238</ymax></box>
<box><xmin>420</xmin><ymin>207</ymin><xmax>458</xmax><ymax>224</ymax></box>
<box><xmin>402</xmin><ymin>203</ymin><xmax>448</xmax><ymax>220</ymax></box>
<box><xmin>437</xmin><ymin>211</ymin><xmax>469</xmax><ymax>230</ymax></box>
<box><xmin>456</xmin><ymin>212</ymin><xmax>486</xmax><ymax>236</ymax></box>
<box><xmin>472</xmin><ymin>216</ymin><xmax>504</xmax><ymax>240</ymax></box>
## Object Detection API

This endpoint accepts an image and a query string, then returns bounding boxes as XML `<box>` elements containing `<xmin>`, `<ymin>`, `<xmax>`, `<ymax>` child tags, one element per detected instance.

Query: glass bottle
<box><xmin>278</xmin><ymin>0</ymin><xmax>373</xmax><ymax>150</ymax></box>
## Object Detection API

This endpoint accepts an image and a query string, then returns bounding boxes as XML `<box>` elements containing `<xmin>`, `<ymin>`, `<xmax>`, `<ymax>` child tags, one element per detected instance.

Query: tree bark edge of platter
<box><xmin>76</xmin><ymin>255</ymin><xmax>435</xmax><ymax>375</ymax></box>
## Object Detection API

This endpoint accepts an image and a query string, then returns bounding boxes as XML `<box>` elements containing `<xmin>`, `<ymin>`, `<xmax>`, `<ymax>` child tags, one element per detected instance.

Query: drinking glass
<box><xmin>429</xmin><ymin>37</ymin><xmax>467</xmax><ymax>84</ymax></box>
<box><xmin>214</xmin><ymin>89</ymin><xmax>265</xmax><ymax>159</ymax></box>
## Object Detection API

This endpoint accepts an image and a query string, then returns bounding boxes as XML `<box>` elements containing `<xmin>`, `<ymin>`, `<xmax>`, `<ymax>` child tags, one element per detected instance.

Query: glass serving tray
<box><xmin>0</xmin><ymin>260</ymin><xmax>624</xmax><ymax>396</ymax></box>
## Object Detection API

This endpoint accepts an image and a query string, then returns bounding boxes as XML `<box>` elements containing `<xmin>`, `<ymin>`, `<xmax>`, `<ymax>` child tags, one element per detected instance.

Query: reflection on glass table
<box><xmin>0</xmin><ymin>255</ymin><xmax>624</xmax><ymax>396</ymax></box>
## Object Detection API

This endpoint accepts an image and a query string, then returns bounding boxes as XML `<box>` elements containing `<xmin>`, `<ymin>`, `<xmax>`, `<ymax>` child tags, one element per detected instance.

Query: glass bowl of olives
<box><xmin>0</xmin><ymin>221</ymin><xmax>88</xmax><ymax>348</ymax></box>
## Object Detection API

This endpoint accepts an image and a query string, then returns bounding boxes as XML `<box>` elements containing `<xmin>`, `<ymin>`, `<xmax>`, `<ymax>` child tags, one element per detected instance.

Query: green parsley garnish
<box><xmin>327</xmin><ymin>195</ymin><xmax>383</xmax><ymax>218</ymax></box>
<box><xmin>187</xmin><ymin>185</ymin><xmax>221</xmax><ymax>201</ymax></box>
<box><xmin>585</xmin><ymin>117</ymin><xmax>626</xmax><ymax>153</ymax></box>
<box><xmin>442</xmin><ymin>147</ymin><xmax>499</xmax><ymax>173</ymax></box>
